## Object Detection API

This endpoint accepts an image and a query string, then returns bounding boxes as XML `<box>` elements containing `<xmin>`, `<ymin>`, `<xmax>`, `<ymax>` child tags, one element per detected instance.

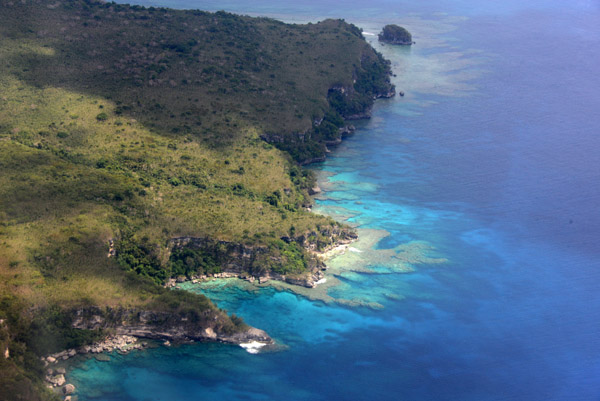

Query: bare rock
<box><xmin>203</xmin><ymin>327</ymin><xmax>217</xmax><ymax>339</ymax></box>
<box><xmin>63</xmin><ymin>383</ymin><xmax>76</xmax><ymax>395</ymax></box>
<box><xmin>49</xmin><ymin>374</ymin><xmax>66</xmax><ymax>387</ymax></box>
<box><xmin>308</xmin><ymin>186</ymin><xmax>321</xmax><ymax>195</ymax></box>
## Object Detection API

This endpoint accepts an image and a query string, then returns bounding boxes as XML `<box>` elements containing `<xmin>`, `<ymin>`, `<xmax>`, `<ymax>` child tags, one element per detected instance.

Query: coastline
<box><xmin>24</xmin><ymin>6</ymin><xmax>396</xmax><ymax>398</ymax></box>
<box><xmin>42</xmin><ymin>335</ymin><xmax>146</xmax><ymax>397</ymax></box>
<box><xmin>49</xmin><ymin>322</ymin><xmax>273</xmax><ymax>399</ymax></box>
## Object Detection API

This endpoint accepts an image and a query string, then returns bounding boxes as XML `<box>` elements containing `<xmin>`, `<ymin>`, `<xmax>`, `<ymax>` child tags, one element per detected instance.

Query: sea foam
<box><xmin>239</xmin><ymin>341</ymin><xmax>267</xmax><ymax>354</ymax></box>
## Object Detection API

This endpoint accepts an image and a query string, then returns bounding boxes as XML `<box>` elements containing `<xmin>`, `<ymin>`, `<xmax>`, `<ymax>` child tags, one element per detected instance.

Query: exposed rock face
<box><xmin>169</xmin><ymin>237</ymin><xmax>276</xmax><ymax>276</ymax></box>
<box><xmin>168</xmin><ymin>224</ymin><xmax>356</xmax><ymax>288</ymax></box>
<box><xmin>299</xmin><ymin>155</ymin><xmax>327</xmax><ymax>166</ymax></box>
<box><xmin>328</xmin><ymin>82</ymin><xmax>395</xmax><ymax>121</ymax></box>
<box><xmin>63</xmin><ymin>384</ymin><xmax>75</xmax><ymax>395</ymax></box>
<box><xmin>378</xmin><ymin>24</ymin><xmax>413</xmax><ymax>45</ymax></box>
<box><xmin>70</xmin><ymin>307</ymin><xmax>272</xmax><ymax>345</ymax></box>
<box><xmin>293</xmin><ymin>225</ymin><xmax>358</xmax><ymax>253</ymax></box>
<box><xmin>308</xmin><ymin>186</ymin><xmax>322</xmax><ymax>195</ymax></box>
<box><xmin>46</xmin><ymin>374</ymin><xmax>65</xmax><ymax>387</ymax></box>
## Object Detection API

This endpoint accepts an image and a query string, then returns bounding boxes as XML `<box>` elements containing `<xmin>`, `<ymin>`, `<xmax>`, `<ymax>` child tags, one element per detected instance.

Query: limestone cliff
<box><xmin>71</xmin><ymin>306</ymin><xmax>272</xmax><ymax>344</ymax></box>
<box><xmin>167</xmin><ymin>224</ymin><xmax>357</xmax><ymax>288</ymax></box>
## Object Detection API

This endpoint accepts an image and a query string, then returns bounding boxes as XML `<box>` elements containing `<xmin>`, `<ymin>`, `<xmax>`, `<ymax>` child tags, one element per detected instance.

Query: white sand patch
<box><xmin>349</xmin><ymin>247</ymin><xmax>363</xmax><ymax>253</ymax></box>
<box><xmin>239</xmin><ymin>341</ymin><xmax>267</xmax><ymax>354</ymax></box>
<box><xmin>321</xmin><ymin>244</ymin><xmax>349</xmax><ymax>259</ymax></box>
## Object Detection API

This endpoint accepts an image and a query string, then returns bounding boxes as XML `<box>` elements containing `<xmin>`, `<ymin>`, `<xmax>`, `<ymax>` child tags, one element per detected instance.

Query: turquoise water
<box><xmin>69</xmin><ymin>1</ymin><xmax>600</xmax><ymax>400</ymax></box>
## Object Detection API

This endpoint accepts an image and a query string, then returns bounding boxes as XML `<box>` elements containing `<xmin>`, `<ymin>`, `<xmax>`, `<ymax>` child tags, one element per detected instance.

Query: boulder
<box><xmin>63</xmin><ymin>383</ymin><xmax>76</xmax><ymax>395</ymax></box>
<box><xmin>49</xmin><ymin>374</ymin><xmax>66</xmax><ymax>386</ymax></box>
<box><xmin>308</xmin><ymin>186</ymin><xmax>321</xmax><ymax>195</ymax></box>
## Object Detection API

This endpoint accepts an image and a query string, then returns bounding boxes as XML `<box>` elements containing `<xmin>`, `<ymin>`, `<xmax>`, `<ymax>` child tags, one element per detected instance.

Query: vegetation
<box><xmin>0</xmin><ymin>1</ymin><xmax>392</xmax><ymax>398</ymax></box>
<box><xmin>378</xmin><ymin>24</ymin><xmax>413</xmax><ymax>45</ymax></box>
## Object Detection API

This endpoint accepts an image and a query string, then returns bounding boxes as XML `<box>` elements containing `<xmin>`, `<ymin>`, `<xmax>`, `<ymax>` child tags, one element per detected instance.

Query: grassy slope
<box><xmin>0</xmin><ymin>0</ymin><xmax>392</xmax><ymax>398</ymax></box>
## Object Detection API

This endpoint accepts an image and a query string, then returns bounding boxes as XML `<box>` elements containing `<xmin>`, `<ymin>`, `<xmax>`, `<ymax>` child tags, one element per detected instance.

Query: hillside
<box><xmin>0</xmin><ymin>0</ymin><xmax>394</xmax><ymax>398</ymax></box>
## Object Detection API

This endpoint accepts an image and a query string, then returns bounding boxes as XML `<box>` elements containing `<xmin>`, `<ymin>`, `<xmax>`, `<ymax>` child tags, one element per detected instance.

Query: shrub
<box><xmin>96</xmin><ymin>112</ymin><xmax>108</xmax><ymax>121</ymax></box>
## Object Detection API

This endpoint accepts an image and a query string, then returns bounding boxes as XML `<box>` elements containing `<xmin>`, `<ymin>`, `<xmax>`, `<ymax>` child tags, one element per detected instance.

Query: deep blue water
<box><xmin>69</xmin><ymin>1</ymin><xmax>600</xmax><ymax>400</ymax></box>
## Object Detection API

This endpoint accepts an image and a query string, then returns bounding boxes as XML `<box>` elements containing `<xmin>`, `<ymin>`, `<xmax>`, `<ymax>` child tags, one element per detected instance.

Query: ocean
<box><xmin>67</xmin><ymin>1</ymin><xmax>600</xmax><ymax>400</ymax></box>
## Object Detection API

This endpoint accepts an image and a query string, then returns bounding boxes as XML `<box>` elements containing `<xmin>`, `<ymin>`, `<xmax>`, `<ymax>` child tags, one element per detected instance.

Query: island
<box><xmin>0</xmin><ymin>1</ymin><xmax>394</xmax><ymax>399</ymax></box>
<box><xmin>378</xmin><ymin>24</ymin><xmax>414</xmax><ymax>45</ymax></box>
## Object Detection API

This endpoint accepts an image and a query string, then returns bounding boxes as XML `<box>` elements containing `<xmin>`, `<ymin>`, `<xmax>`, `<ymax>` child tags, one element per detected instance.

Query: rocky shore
<box><xmin>166</xmin><ymin>267</ymin><xmax>327</xmax><ymax>289</ymax></box>
<box><xmin>166</xmin><ymin>223</ymin><xmax>357</xmax><ymax>288</ymax></box>
<box><xmin>166</xmin><ymin>227</ymin><xmax>358</xmax><ymax>291</ymax></box>
<box><xmin>42</xmin><ymin>323</ymin><xmax>272</xmax><ymax>400</ymax></box>
<box><xmin>42</xmin><ymin>335</ymin><xmax>145</xmax><ymax>400</ymax></box>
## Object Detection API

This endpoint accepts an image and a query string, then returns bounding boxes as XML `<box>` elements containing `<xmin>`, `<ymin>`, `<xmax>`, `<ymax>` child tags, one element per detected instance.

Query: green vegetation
<box><xmin>0</xmin><ymin>1</ymin><xmax>392</xmax><ymax>398</ymax></box>
<box><xmin>168</xmin><ymin>246</ymin><xmax>221</xmax><ymax>279</ymax></box>
<box><xmin>378</xmin><ymin>24</ymin><xmax>413</xmax><ymax>45</ymax></box>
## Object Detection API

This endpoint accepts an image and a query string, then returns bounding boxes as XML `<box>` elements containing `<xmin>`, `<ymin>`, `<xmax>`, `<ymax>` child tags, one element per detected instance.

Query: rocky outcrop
<box><xmin>339</xmin><ymin>125</ymin><xmax>356</xmax><ymax>137</ymax></box>
<box><xmin>167</xmin><ymin>224</ymin><xmax>356</xmax><ymax>289</ymax></box>
<box><xmin>70</xmin><ymin>307</ymin><xmax>272</xmax><ymax>345</ymax></box>
<box><xmin>299</xmin><ymin>155</ymin><xmax>327</xmax><ymax>166</ymax></box>
<box><xmin>169</xmin><ymin>237</ymin><xmax>283</xmax><ymax>276</ymax></box>
<box><xmin>375</xmin><ymin>88</ymin><xmax>397</xmax><ymax>99</ymax></box>
<box><xmin>378</xmin><ymin>24</ymin><xmax>414</xmax><ymax>45</ymax></box>
<box><xmin>290</xmin><ymin>224</ymin><xmax>358</xmax><ymax>253</ymax></box>
<box><xmin>46</xmin><ymin>374</ymin><xmax>65</xmax><ymax>387</ymax></box>
<box><xmin>63</xmin><ymin>384</ymin><xmax>75</xmax><ymax>395</ymax></box>
<box><xmin>328</xmin><ymin>81</ymin><xmax>395</xmax><ymax>121</ymax></box>
<box><xmin>308</xmin><ymin>185</ymin><xmax>322</xmax><ymax>195</ymax></box>
<box><xmin>345</xmin><ymin>109</ymin><xmax>373</xmax><ymax>120</ymax></box>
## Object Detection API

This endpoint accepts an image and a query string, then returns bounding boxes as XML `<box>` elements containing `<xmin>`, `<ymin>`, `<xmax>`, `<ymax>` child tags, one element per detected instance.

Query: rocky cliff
<box><xmin>168</xmin><ymin>224</ymin><xmax>357</xmax><ymax>288</ymax></box>
<box><xmin>71</xmin><ymin>306</ymin><xmax>272</xmax><ymax>344</ymax></box>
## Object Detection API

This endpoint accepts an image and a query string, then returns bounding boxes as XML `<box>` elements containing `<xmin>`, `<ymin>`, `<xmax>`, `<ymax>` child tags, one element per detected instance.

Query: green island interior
<box><xmin>0</xmin><ymin>0</ymin><xmax>395</xmax><ymax>398</ymax></box>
